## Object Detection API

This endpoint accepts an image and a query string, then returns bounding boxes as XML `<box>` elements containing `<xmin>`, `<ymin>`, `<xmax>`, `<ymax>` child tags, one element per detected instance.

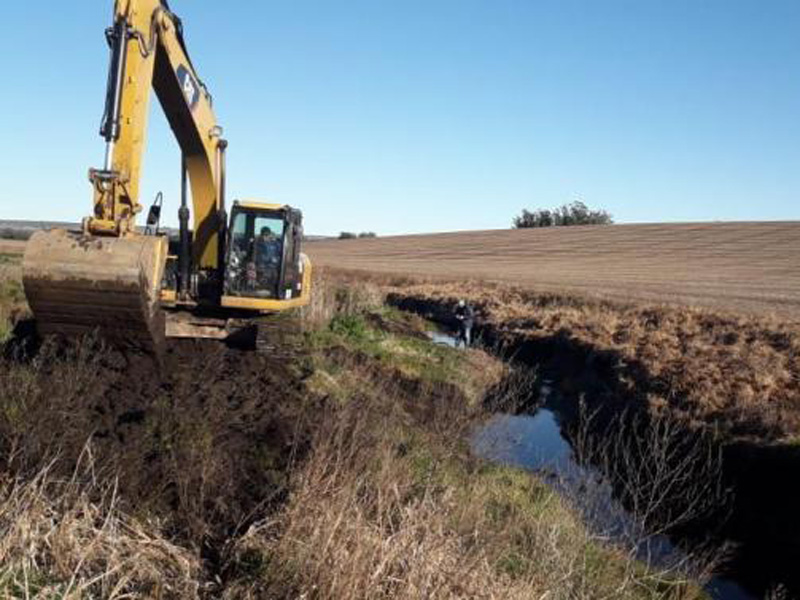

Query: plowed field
<box><xmin>308</xmin><ymin>222</ymin><xmax>800</xmax><ymax>318</ymax></box>
<box><xmin>0</xmin><ymin>239</ymin><xmax>25</xmax><ymax>255</ymax></box>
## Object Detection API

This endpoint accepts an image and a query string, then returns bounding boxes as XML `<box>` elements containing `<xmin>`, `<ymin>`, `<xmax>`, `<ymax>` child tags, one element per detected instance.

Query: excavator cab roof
<box><xmin>234</xmin><ymin>200</ymin><xmax>288</xmax><ymax>212</ymax></box>
<box><xmin>231</xmin><ymin>201</ymin><xmax>303</xmax><ymax>226</ymax></box>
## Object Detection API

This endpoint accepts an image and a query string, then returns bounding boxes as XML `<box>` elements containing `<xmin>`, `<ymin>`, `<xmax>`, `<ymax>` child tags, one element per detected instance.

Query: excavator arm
<box><xmin>23</xmin><ymin>0</ymin><xmax>228</xmax><ymax>349</ymax></box>
<box><xmin>92</xmin><ymin>0</ymin><xmax>225</xmax><ymax>269</ymax></box>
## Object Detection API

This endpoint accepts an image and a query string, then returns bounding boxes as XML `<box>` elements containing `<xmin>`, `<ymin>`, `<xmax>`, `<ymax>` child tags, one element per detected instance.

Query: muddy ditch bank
<box><xmin>390</xmin><ymin>294</ymin><xmax>800</xmax><ymax>599</ymax></box>
<box><xmin>0</xmin><ymin>326</ymin><xmax>321</xmax><ymax>591</ymax></box>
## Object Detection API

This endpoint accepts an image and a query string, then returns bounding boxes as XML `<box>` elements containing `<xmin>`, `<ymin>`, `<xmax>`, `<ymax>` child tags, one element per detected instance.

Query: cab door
<box><xmin>224</xmin><ymin>207</ymin><xmax>286</xmax><ymax>299</ymax></box>
<box><xmin>279</xmin><ymin>210</ymin><xmax>303</xmax><ymax>299</ymax></box>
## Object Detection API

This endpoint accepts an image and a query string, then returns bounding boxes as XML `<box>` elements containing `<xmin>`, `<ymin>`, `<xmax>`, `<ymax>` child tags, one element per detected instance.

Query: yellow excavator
<box><xmin>23</xmin><ymin>0</ymin><xmax>311</xmax><ymax>351</ymax></box>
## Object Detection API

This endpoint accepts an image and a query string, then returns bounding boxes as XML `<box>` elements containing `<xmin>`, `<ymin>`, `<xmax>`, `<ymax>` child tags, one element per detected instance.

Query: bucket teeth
<box><xmin>22</xmin><ymin>229</ymin><xmax>168</xmax><ymax>352</ymax></box>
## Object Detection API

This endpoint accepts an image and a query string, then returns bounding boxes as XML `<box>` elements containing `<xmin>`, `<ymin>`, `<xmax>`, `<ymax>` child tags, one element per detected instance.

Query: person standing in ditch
<box><xmin>454</xmin><ymin>299</ymin><xmax>475</xmax><ymax>347</ymax></box>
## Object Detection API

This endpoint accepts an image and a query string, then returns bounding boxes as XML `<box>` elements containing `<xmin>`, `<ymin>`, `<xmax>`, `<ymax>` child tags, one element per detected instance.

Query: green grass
<box><xmin>309</xmin><ymin>312</ymin><xmax>465</xmax><ymax>388</ymax></box>
<box><xmin>0</xmin><ymin>279</ymin><xmax>24</xmax><ymax>305</ymax></box>
<box><xmin>299</xmin><ymin>305</ymin><xmax>708</xmax><ymax>598</ymax></box>
<box><xmin>0</xmin><ymin>254</ymin><xmax>21</xmax><ymax>266</ymax></box>
<box><xmin>0</xmin><ymin>568</ymin><xmax>66</xmax><ymax>598</ymax></box>
<box><xmin>0</xmin><ymin>279</ymin><xmax>25</xmax><ymax>345</ymax></box>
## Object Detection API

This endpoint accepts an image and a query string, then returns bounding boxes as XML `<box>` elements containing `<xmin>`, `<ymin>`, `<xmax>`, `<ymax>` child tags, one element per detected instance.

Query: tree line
<box><xmin>339</xmin><ymin>232</ymin><xmax>378</xmax><ymax>240</ymax></box>
<box><xmin>513</xmin><ymin>201</ymin><xmax>613</xmax><ymax>228</ymax></box>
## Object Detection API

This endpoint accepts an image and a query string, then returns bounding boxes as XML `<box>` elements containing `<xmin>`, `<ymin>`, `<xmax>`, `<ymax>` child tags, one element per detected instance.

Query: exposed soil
<box><xmin>1</xmin><ymin>328</ymin><xmax>320</xmax><ymax>588</ymax></box>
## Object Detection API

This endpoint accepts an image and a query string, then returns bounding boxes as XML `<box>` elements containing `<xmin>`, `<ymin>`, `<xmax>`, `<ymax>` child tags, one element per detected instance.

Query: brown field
<box><xmin>308</xmin><ymin>222</ymin><xmax>800</xmax><ymax>319</ymax></box>
<box><xmin>0</xmin><ymin>239</ymin><xmax>25</xmax><ymax>255</ymax></box>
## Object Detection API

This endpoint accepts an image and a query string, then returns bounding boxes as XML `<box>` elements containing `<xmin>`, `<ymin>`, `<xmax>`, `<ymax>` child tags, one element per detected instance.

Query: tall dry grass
<box><xmin>0</xmin><ymin>449</ymin><xmax>199</xmax><ymax>598</ymax></box>
<box><xmin>0</xmin><ymin>268</ymin><xmax>389</xmax><ymax>598</ymax></box>
<box><xmin>348</xmin><ymin>269</ymin><xmax>800</xmax><ymax>442</ymax></box>
<box><xmin>222</xmin><ymin>340</ymin><xmax>707</xmax><ymax>599</ymax></box>
<box><xmin>0</xmin><ymin>267</ymin><xmax>717</xmax><ymax>598</ymax></box>
<box><xmin>302</xmin><ymin>265</ymin><xmax>387</xmax><ymax>329</ymax></box>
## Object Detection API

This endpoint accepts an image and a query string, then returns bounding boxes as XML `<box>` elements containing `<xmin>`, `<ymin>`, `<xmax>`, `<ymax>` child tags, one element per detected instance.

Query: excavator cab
<box><xmin>223</xmin><ymin>202</ymin><xmax>307</xmax><ymax>304</ymax></box>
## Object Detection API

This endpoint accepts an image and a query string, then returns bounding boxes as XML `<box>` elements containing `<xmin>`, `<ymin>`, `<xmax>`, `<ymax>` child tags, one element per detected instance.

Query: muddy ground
<box><xmin>1</xmin><ymin>328</ymin><xmax>320</xmax><ymax>587</ymax></box>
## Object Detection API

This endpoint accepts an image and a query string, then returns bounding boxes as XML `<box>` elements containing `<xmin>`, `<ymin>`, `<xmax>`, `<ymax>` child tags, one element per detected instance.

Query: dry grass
<box><xmin>0</xmin><ymin>248</ymin><xmax>25</xmax><ymax>343</ymax></box>
<box><xmin>339</xmin><ymin>270</ymin><xmax>800</xmax><ymax>443</ymax></box>
<box><xmin>0</xmin><ymin>267</ymin><xmax>717</xmax><ymax>598</ymax></box>
<box><xmin>0</xmin><ymin>453</ymin><xmax>199</xmax><ymax>598</ymax></box>
<box><xmin>302</xmin><ymin>265</ymin><xmax>387</xmax><ymax>329</ymax></box>
<box><xmin>221</xmin><ymin>306</ymin><xmax>709</xmax><ymax>600</ymax></box>
<box><xmin>307</xmin><ymin>222</ymin><xmax>800</xmax><ymax>319</ymax></box>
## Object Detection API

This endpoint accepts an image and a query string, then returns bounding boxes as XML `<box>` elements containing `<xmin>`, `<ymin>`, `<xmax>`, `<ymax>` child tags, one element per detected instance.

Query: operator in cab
<box><xmin>255</xmin><ymin>227</ymin><xmax>282</xmax><ymax>286</ymax></box>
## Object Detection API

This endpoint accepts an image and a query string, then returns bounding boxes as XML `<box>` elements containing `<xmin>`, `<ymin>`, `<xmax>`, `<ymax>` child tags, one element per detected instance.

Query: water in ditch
<box><xmin>426</xmin><ymin>329</ymin><xmax>461</xmax><ymax>348</ymax></box>
<box><xmin>424</xmin><ymin>324</ymin><xmax>794</xmax><ymax>598</ymax></box>
<box><xmin>472</xmin><ymin>397</ymin><xmax>754</xmax><ymax>600</ymax></box>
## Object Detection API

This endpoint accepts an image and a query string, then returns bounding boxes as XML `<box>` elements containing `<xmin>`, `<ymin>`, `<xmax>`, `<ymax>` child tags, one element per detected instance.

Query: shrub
<box><xmin>338</xmin><ymin>232</ymin><xmax>358</xmax><ymax>240</ymax></box>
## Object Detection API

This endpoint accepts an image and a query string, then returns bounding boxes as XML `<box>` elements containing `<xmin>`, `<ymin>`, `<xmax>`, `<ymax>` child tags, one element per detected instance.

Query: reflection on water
<box><xmin>471</xmin><ymin>406</ymin><xmax>754</xmax><ymax>600</ymax></box>
<box><xmin>426</xmin><ymin>330</ymin><xmax>459</xmax><ymax>348</ymax></box>
<box><xmin>472</xmin><ymin>410</ymin><xmax>571</xmax><ymax>471</ymax></box>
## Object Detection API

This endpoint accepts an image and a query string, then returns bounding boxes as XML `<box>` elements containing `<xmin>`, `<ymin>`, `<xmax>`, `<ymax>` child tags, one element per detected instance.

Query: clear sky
<box><xmin>0</xmin><ymin>1</ymin><xmax>797</xmax><ymax>236</ymax></box>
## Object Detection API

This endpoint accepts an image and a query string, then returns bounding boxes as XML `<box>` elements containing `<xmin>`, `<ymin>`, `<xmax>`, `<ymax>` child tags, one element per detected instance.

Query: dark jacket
<box><xmin>455</xmin><ymin>303</ymin><xmax>475</xmax><ymax>327</ymax></box>
<box><xmin>256</xmin><ymin>237</ymin><xmax>282</xmax><ymax>267</ymax></box>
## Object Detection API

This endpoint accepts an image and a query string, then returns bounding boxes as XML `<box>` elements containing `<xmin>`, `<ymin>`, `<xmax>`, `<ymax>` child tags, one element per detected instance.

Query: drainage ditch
<box><xmin>397</xmin><ymin>296</ymin><xmax>800</xmax><ymax>600</ymax></box>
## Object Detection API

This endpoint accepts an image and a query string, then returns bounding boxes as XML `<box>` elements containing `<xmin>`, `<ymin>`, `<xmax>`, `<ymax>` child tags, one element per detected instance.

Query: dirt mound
<box><xmin>0</xmin><ymin>333</ymin><xmax>320</xmax><ymax>575</ymax></box>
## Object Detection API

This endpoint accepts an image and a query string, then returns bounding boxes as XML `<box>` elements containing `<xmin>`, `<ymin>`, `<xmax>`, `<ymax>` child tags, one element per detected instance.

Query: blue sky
<box><xmin>0</xmin><ymin>1</ymin><xmax>797</xmax><ymax>235</ymax></box>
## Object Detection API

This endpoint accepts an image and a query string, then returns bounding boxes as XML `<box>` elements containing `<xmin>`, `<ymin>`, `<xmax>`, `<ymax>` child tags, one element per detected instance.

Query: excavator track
<box><xmin>23</xmin><ymin>229</ymin><xmax>168</xmax><ymax>352</ymax></box>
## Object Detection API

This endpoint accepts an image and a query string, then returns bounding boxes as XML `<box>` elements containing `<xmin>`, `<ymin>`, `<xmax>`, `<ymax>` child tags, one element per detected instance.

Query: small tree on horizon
<box><xmin>513</xmin><ymin>201</ymin><xmax>613</xmax><ymax>228</ymax></box>
<box><xmin>338</xmin><ymin>231</ymin><xmax>358</xmax><ymax>240</ymax></box>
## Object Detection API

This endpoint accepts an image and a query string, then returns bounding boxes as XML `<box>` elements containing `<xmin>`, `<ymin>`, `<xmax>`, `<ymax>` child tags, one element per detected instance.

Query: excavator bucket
<box><xmin>22</xmin><ymin>229</ymin><xmax>168</xmax><ymax>351</ymax></box>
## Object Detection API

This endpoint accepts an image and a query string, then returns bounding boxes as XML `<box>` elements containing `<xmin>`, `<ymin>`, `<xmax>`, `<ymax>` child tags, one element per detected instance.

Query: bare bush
<box><xmin>569</xmin><ymin>404</ymin><xmax>731</xmax><ymax>585</ymax></box>
<box><xmin>482</xmin><ymin>363</ymin><xmax>538</xmax><ymax>413</ymax></box>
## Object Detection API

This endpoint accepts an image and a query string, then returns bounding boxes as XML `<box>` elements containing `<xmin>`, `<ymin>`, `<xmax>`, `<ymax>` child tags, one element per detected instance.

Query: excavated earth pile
<box><xmin>0</xmin><ymin>332</ymin><xmax>320</xmax><ymax>585</ymax></box>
